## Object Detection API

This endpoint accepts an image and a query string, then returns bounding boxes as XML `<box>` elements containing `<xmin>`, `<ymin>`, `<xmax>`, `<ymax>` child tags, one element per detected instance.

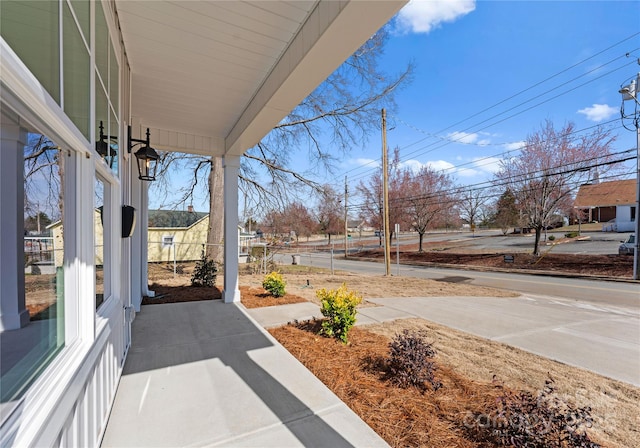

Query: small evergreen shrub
<box><xmin>548</xmin><ymin>235</ymin><xmax>556</xmax><ymax>241</ymax></box>
<box><xmin>387</xmin><ymin>329</ymin><xmax>441</xmax><ymax>391</ymax></box>
<box><xmin>262</xmin><ymin>271</ymin><xmax>286</xmax><ymax>297</ymax></box>
<box><xmin>565</xmin><ymin>231</ymin><xmax>579</xmax><ymax>238</ymax></box>
<box><xmin>317</xmin><ymin>284</ymin><xmax>362</xmax><ymax>343</ymax></box>
<box><xmin>191</xmin><ymin>251</ymin><xmax>217</xmax><ymax>287</ymax></box>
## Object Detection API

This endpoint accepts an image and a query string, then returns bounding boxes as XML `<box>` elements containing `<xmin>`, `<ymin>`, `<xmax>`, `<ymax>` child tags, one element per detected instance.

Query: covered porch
<box><xmin>118</xmin><ymin>0</ymin><xmax>408</xmax><ymax>306</ymax></box>
<box><xmin>106</xmin><ymin>0</ymin><xmax>405</xmax><ymax>446</ymax></box>
<box><xmin>101</xmin><ymin>299</ymin><xmax>387</xmax><ymax>447</ymax></box>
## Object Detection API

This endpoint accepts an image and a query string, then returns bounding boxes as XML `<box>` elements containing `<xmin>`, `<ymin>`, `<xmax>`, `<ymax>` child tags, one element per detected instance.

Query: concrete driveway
<box><xmin>359</xmin><ymin>294</ymin><xmax>640</xmax><ymax>386</ymax></box>
<box><xmin>248</xmin><ymin>294</ymin><xmax>640</xmax><ymax>387</ymax></box>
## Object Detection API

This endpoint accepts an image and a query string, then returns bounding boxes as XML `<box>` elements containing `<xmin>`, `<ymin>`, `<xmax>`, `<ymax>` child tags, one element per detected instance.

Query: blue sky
<box><xmin>335</xmin><ymin>0</ymin><xmax>640</xmax><ymax>192</ymax></box>
<box><xmin>152</xmin><ymin>0</ymin><xmax>640</xmax><ymax>213</ymax></box>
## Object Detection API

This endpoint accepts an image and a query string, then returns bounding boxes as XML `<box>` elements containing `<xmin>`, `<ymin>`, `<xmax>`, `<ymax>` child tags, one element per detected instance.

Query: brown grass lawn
<box><xmin>146</xmin><ymin>262</ymin><xmax>639</xmax><ymax>447</ymax></box>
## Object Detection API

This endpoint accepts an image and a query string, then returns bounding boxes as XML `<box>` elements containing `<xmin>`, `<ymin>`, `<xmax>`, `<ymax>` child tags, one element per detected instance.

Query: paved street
<box><xmin>283</xmin><ymin>253</ymin><xmax>638</xmax><ymax>306</ymax></box>
<box><xmin>306</xmin><ymin>229</ymin><xmax>634</xmax><ymax>256</ymax></box>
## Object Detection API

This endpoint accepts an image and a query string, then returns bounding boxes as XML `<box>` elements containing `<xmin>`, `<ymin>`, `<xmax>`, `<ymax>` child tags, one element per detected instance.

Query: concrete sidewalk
<box><xmin>103</xmin><ymin>291</ymin><xmax>639</xmax><ymax>447</ymax></box>
<box><xmin>101</xmin><ymin>300</ymin><xmax>388</xmax><ymax>447</ymax></box>
<box><xmin>247</xmin><ymin>295</ymin><xmax>640</xmax><ymax>386</ymax></box>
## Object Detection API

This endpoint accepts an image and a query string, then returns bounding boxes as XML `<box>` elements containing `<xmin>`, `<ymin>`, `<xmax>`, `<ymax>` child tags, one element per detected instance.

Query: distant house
<box><xmin>148</xmin><ymin>210</ymin><xmax>257</xmax><ymax>263</ymax></box>
<box><xmin>573</xmin><ymin>179</ymin><xmax>637</xmax><ymax>232</ymax></box>
<box><xmin>49</xmin><ymin>209</ymin><xmax>104</xmax><ymax>268</ymax></box>
<box><xmin>347</xmin><ymin>219</ymin><xmax>371</xmax><ymax>233</ymax></box>
<box><xmin>147</xmin><ymin>209</ymin><xmax>209</xmax><ymax>263</ymax></box>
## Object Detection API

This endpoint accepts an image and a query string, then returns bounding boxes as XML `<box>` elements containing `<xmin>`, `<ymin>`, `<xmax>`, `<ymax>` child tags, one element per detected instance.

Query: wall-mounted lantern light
<box><xmin>95</xmin><ymin>121</ymin><xmax>117</xmax><ymax>168</ymax></box>
<box><xmin>127</xmin><ymin>125</ymin><xmax>159</xmax><ymax>181</ymax></box>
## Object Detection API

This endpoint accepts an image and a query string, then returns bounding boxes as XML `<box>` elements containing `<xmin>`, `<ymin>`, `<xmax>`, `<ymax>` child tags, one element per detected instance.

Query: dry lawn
<box><xmin>235</xmin><ymin>270</ymin><xmax>517</xmax><ymax>306</ymax></box>
<box><xmin>363</xmin><ymin>319</ymin><xmax>640</xmax><ymax>448</ymax></box>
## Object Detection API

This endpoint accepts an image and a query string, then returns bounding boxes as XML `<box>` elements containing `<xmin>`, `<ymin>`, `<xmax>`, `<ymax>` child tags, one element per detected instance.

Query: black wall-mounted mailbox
<box><xmin>122</xmin><ymin>205</ymin><xmax>136</xmax><ymax>238</ymax></box>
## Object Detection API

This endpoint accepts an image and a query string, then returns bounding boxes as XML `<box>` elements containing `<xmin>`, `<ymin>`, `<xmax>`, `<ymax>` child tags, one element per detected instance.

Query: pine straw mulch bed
<box><xmin>238</xmin><ymin>286</ymin><xmax>308</xmax><ymax>308</ymax></box>
<box><xmin>142</xmin><ymin>282</ymin><xmax>309</xmax><ymax>308</ymax></box>
<box><xmin>270</xmin><ymin>319</ymin><xmax>639</xmax><ymax>448</ymax></box>
<box><xmin>271</xmin><ymin>321</ymin><xmax>501</xmax><ymax>447</ymax></box>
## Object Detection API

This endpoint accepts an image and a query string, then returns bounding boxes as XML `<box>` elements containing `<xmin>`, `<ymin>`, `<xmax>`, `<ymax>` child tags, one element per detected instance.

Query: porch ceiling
<box><xmin>115</xmin><ymin>0</ymin><xmax>407</xmax><ymax>157</ymax></box>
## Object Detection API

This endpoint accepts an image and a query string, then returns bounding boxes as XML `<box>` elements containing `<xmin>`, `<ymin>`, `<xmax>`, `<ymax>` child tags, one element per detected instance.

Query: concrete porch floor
<box><xmin>101</xmin><ymin>300</ymin><xmax>387</xmax><ymax>447</ymax></box>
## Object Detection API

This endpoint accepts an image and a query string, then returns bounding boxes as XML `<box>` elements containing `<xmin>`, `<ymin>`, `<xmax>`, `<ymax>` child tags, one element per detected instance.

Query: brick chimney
<box><xmin>187</xmin><ymin>205</ymin><xmax>194</xmax><ymax>213</ymax></box>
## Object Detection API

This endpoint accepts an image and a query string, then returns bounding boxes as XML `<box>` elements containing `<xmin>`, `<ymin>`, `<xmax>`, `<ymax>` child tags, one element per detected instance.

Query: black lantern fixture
<box><xmin>127</xmin><ymin>125</ymin><xmax>159</xmax><ymax>181</ymax></box>
<box><xmin>95</xmin><ymin>121</ymin><xmax>118</xmax><ymax>168</ymax></box>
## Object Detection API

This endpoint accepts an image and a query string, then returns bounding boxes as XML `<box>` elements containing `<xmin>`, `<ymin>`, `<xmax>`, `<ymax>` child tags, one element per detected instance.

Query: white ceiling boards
<box><xmin>116</xmin><ymin>0</ymin><xmax>407</xmax><ymax>156</ymax></box>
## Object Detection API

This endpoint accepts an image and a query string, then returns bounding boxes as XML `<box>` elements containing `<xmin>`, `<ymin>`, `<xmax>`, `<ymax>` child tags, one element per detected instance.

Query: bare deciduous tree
<box><xmin>356</xmin><ymin>149</ymin><xmax>407</xmax><ymax>247</ymax></box>
<box><xmin>458</xmin><ymin>188</ymin><xmax>487</xmax><ymax>235</ymax></box>
<box><xmin>282</xmin><ymin>202</ymin><xmax>317</xmax><ymax>242</ymax></box>
<box><xmin>24</xmin><ymin>134</ymin><xmax>65</xmax><ymax>224</ymax></box>
<box><xmin>315</xmin><ymin>185</ymin><xmax>344</xmax><ymax>245</ymax></box>
<box><xmin>399</xmin><ymin>165</ymin><xmax>457</xmax><ymax>253</ymax></box>
<box><xmin>151</xmin><ymin>27</ymin><xmax>412</xmax><ymax>260</ymax></box>
<box><xmin>494</xmin><ymin>120</ymin><xmax>617</xmax><ymax>255</ymax></box>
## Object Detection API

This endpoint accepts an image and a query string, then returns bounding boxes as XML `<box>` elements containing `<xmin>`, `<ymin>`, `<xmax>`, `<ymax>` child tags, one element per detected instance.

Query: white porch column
<box><xmin>140</xmin><ymin>181</ymin><xmax>154</xmax><ymax>298</ymax></box>
<box><xmin>0</xmin><ymin>113</ymin><xmax>29</xmax><ymax>330</ymax></box>
<box><xmin>129</xmin><ymin>167</ymin><xmax>142</xmax><ymax>311</ymax></box>
<box><xmin>222</xmin><ymin>155</ymin><xmax>240</xmax><ymax>303</ymax></box>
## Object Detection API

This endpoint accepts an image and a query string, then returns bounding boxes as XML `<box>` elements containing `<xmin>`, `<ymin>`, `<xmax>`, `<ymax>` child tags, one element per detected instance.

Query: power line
<box><xmin>346</xmin><ymin>170</ymin><xmax>636</xmax><ymax>215</ymax></box>
<box><xmin>333</xmin><ymin>34</ymin><xmax>640</xmax><ymax>184</ymax></box>
<box><xmin>388</xmin><ymin>59</ymin><xmax>634</xmax><ymax>169</ymax></box>
<box><xmin>346</xmin><ymin>151</ymin><xmax>636</xmax><ymax>212</ymax></box>
<box><xmin>403</xmin><ymin>34</ymin><xmax>640</xmax><ymax>149</ymax></box>
<box><xmin>346</xmin><ymin>119</ymin><xmax>623</xmax><ymax>186</ymax></box>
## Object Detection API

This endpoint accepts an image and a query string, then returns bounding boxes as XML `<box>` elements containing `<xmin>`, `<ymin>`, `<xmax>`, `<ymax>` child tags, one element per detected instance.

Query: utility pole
<box><xmin>382</xmin><ymin>109</ymin><xmax>391</xmax><ymax>276</ymax></box>
<box><xmin>344</xmin><ymin>175</ymin><xmax>348</xmax><ymax>259</ymax></box>
<box><xmin>618</xmin><ymin>71</ymin><xmax>640</xmax><ymax>280</ymax></box>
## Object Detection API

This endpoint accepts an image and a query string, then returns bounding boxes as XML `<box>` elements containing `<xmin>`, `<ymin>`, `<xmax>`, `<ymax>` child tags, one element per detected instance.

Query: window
<box><xmin>63</xmin><ymin>1</ymin><xmax>90</xmax><ymax>139</ymax></box>
<box><xmin>95</xmin><ymin>177</ymin><xmax>111</xmax><ymax>309</ymax></box>
<box><xmin>94</xmin><ymin>2</ymin><xmax>120</xmax><ymax>176</ymax></box>
<box><xmin>1</xmin><ymin>132</ymin><xmax>65</xmax><ymax>406</ymax></box>
<box><xmin>162</xmin><ymin>235</ymin><xmax>175</xmax><ymax>248</ymax></box>
<box><xmin>0</xmin><ymin>1</ymin><xmax>60</xmax><ymax>103</ymax></box>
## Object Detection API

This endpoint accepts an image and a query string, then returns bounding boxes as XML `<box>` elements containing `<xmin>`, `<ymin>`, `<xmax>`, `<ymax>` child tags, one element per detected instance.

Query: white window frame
<box><xmin>162</xmin><ymin>234</ymin><xmax>175</xmax><ymax>248</ymax></box>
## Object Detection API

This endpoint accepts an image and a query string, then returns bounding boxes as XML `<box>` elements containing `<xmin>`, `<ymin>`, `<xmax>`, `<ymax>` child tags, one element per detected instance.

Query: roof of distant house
<box><xmin>148</xmin><ymin>209</ymin><xmax>207</xmax><ymax>228</ymax></box>
<box><xmin>574</xmin><ymin>179</ymin><xmax>636</xmax><ymax>208</ymax></box>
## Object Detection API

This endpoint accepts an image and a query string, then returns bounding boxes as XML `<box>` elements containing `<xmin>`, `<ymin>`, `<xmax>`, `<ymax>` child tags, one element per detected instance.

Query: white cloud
<box><xmin>448</xmin><ymin>131</ymin><xmax>479</xmax><ymax>144</ymax></box>
<box><xmin>577</xmin><ymin>104</ymin><xmax>617</xmax><ymax>122</ymax></box>
<box><xmin>446</xmin><ymin>131</ymin><xmax>491</xmax><ymax>146</ymax></box>
<box><xmin>400</xmin><ymin>159</ymin><xmax>428</xmax><ymax>173</ymax></box>
<box><xmin>426</xmin><ymin>159</ymin><xmax>455</xmax><ymax>171</ymax></box>
<box><xmin>454</xmin><ymin>167</ymin><xmax>481</xmax><ymax>178</ymax></box>
<box><xmin>472</xmin><ymin>157</ymin><xmax>501</xmax><ymax>175</ymax></box>
<box><xmin>503</xmin><ymin>141</ymin><xmax>525</xmax><ymax>151</ymax></box>
<box><xmin>396</xmin><ymin>0</ymin><xmax>476</xmax><ymax>34</ymax></box>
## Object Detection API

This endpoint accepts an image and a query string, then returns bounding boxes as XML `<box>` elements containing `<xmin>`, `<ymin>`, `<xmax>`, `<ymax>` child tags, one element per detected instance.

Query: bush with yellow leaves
<box><xmin>262</xmin><ymin>271</ymin><xmax>286</xmax><ymax>297</ymax></box>
<box><xmin>317</xmin><ymin>284</ymin><xmax>362</xmax><ymax>343</ymax></box>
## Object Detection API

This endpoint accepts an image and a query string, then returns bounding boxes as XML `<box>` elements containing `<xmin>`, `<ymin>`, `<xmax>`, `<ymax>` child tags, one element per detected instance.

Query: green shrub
<box><xmin>387</xmin><ymin>329</ymin><xmax>441</xmax><ymax>391</ymax></box>
<box><xmin>548</xmin><ymin>235</ymin><xmax>556</xmax><ymax>241</ymax></box>
<box><xmin>191</xmin><ymin>251</ymin><xmax>217</xmax><ymax>287</ymax></box>
<box><xmin>565</xmin><ymin>231</ymin><xmax>579</xmax><ymax>238</ymax></box>
<box><xmin>262</xmin><ymin>271</ymin><xmax>286</xmax><ymax>297</ymax></box>
<box><xmin>317</xmin><ymin>284</ymin><xmax>362</xmax><ymax>343</ymax></box>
